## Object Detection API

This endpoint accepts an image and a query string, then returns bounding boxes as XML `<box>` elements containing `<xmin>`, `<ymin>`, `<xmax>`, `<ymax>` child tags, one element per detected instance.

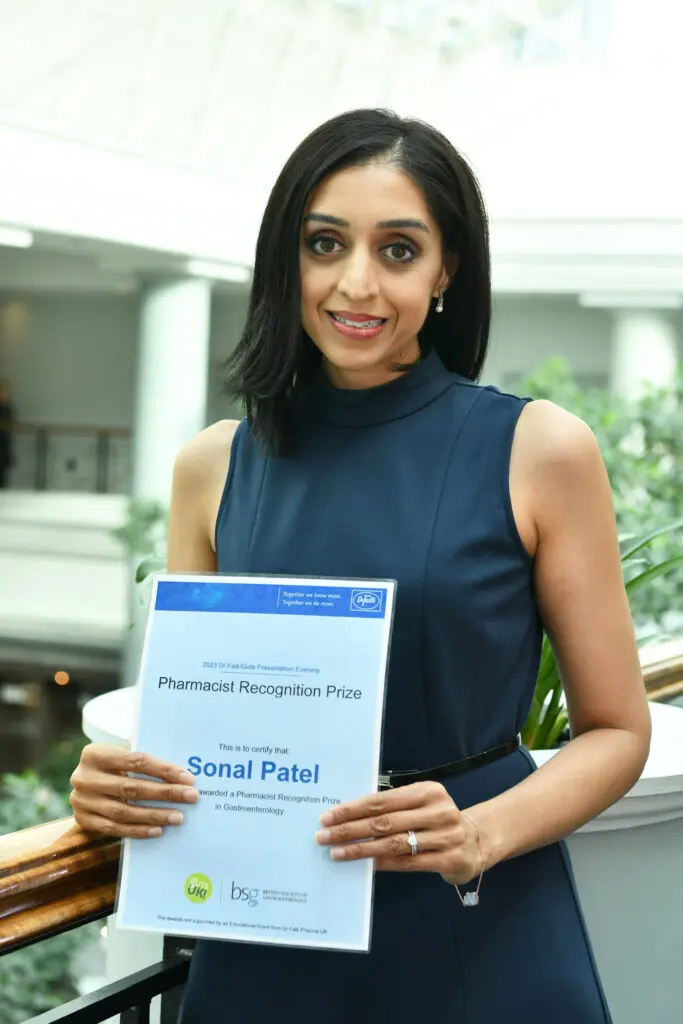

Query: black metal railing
<box><xmin>10</xmin><ymin>423</ymin><xmax>130</xmax><ymax>494</ymax></box>
<box><xmin>23</xmin><ymin>956</ymin><xmax>191</xmax><ymax>1024</ymax></box>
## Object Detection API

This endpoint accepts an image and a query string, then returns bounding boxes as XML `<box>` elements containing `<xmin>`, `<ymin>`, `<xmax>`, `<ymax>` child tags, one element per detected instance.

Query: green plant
<box><xmin>35</xmin><ymin>733</ymin><xmax>88</xmax><ymax>795</ymax></box>
<box><xmin>112</xmin><ymin>499</ymin><xmax>168</xmax><ymax>561</ymax></box>
<box><xmin>518</xmin><ymin>358</ymin><xmax>683</xmax><ymax>630</ymax></box>
<box><xmin>0</xmin><ymin>929</ymin><xmax>93</xmax><ymax>1024</ymax></box>
<box><xmin>0</xmin><ymin>768</ymin><xmax>98</xmax><ymax>1023</ymax></box>
<box><xmin>0</xmin><ymin>771</ymin><xmax>69</xmax><ymax>834</ymax></box>
<box><xmin>517</xmin><ymin>359</ymin><xmax>683</xmax><ymax>748</ymax></box>
<box><xmin>523</xmin><ymin>520</ymin><xmax>683</xmax><ymax>749</ymax></box>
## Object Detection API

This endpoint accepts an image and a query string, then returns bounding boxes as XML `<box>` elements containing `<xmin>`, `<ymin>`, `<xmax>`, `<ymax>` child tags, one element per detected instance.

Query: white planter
<box><xmin>83</xmin><ymin>691</ymin><xmax>683</xmax><ymax>1024</ymax></box>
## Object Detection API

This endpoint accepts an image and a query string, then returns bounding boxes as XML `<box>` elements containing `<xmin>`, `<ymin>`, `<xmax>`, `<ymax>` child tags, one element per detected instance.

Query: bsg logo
<box><xmin>350</xmin><ymin>589</ymin><xmax>383</xmax><ymax>613</ymax></box>
<box><xmin>231</xmin><ymin>882</ymin><xmax>260</xmax><ymax>908</ymax></box>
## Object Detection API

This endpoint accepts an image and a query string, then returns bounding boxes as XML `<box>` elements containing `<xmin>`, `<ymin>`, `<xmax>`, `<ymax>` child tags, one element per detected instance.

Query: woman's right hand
<box><xmin>69</xmin><ymin>743</ymin><xmax>199</xmax><ymax>839</ymax></box>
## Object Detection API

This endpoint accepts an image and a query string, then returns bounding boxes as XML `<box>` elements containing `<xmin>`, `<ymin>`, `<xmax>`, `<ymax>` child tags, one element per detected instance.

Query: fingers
<box><xmin>70</xmin><ymin>790</ymin><xmax>186</xmax><ymax>834</ymax></box>
<box><xmin>325</xmin><ymin>829</ymin><xmax>451</xmax><ymax>863</ymax></box>
<box><xmin>319</xmin><ymin>781</ymin><xmax>448</xmax><ymax>830</ymax></box>
<box><xmin>374</xmin><ymin>852</ymin><xmax>446</xmax><ymax>874</ymax></box>
<box><xmin>69</xmin><ymin>742</ymin><xmax>199</xmax><ymax>841</ymax></box>
<box><xmin>316</xmin><ymin>782</ymin><xmax>457</xmax><ymax>847</ymax></box>
<box><xmin>315</xmin><ymin>782</ymin><xmax>469</xmax><ymax>874</ymax></box>
<box><xmin>81</xmin><ymin>769</ymin><xmax>199</xmax><ymax>805</ymax></box>
<box><xmin>316</xmin><ymin>806</ymin><xmax>443</xmax><ymax>848</ymax></box>
<box><xmin>76</xmin><ymin>743</ymin><xmax>196</xmax><ymax>786</ymax></box>
<box><xmin>71</xmin><ymin>805</ymin><xmax>167</xmax><ymax>840</ymax></box>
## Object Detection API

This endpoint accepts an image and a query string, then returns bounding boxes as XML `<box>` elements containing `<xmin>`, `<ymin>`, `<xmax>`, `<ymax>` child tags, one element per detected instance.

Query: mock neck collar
<box><xmin>307</xmin><ymin>350</ymin><xmax>457</xmax><ymax>427</ymax></box>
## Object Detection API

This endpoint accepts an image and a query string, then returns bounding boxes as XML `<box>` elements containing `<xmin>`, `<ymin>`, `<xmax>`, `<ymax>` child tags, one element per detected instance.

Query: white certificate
<box><xmin>116</xmin><ymin>573</ymin><xmax>395</xmax><ymax>953</ymax></box>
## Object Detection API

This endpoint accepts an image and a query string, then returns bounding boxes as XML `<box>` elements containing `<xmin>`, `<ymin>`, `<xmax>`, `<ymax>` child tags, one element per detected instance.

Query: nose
<box><xmin>337</xmin><ymin>247</ymin><xmax>380</xmax><ymax>303</ymax></box>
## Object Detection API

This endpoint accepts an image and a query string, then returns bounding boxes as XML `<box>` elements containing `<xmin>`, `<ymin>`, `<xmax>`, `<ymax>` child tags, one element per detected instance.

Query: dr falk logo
<box><xmin>350</xmin><ymin>589</ymin><xmax>383</xmax><ymax>613</ymax></box>
<box><xmin>352</xmin><ymin>589</ymin><xmax>385</xmax><ymax>610</ymax></box>
<box><xmin>231</xmin><ymin>882</ymin><xmax>260</xmax><ymax>908</ymax></box>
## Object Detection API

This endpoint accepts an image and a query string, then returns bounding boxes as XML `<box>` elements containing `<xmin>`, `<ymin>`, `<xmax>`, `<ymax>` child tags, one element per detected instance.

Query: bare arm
<box><xmin>470</xmin><ymin>400</ymin><xmax>651</xmax><ymax>867</ymax></box>
<box><xmin>165</xmin><ymin>419</ymin><xmax>239</xmax><ymax>572</ymax></box>
<box><xmin>70</xmin><ymin>420</ymin><xmax>239</xmax><ymax>838</ymax></box>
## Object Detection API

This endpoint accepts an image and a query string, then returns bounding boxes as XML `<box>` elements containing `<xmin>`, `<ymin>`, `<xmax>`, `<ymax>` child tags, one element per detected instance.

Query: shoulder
<box><xmin>516</xmin><ymin>400</ymin><xmax>601</xmax><ymax>474</ymax></box>
<box><xmin>452</xmin><ymin>376</ymin><xmax>529</xmax><ymax>413</ymax></box>
<box><xmin>514</xmin><ymin>400</ymin><xmax>609</xmax><ymax>533</ymax></box>
<box><xmin>173</xmin><ymin>419</ymin><xmax>242</xmax><ymax>494</ymax></box>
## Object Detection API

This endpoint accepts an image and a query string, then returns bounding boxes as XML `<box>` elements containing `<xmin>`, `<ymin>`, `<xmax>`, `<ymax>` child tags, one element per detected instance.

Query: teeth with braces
<box><xmin>331</xmin><ymin>313</ymin><xmax>385</xmax><ymax>329</ymax></box>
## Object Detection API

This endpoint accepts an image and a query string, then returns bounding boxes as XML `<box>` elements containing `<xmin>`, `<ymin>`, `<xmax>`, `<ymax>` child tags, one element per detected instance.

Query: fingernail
<box><xmin>330</xmin><ymin>847</ymin><xmax>346</xmax><ymax>861</ymax></box>
<box><xmin>147</xmin><ymin>827</ymin><xmax>163</xmax><ymax>838</ymax></box>
<box><xmin>178</xmin><ymin>771</ymin><xmax>194</xmax><ymax>784</ymax></box>
<box><xmin>315</xmin><ymin>829</ymin><xmax>332</xmax><ymax>845</ymax></box>
<box><xmin>168</xmin><ymin>811</ymin><xmax>184</xmax><ymax>825</ymax></box>
<box><xmin>320</xmin><ymin>812</ymin><xmax>334</xmax><ymax>826</ymax></box>
<box><xmin>183</xmin><ymin>788</ymin><xmax>199</xmax><ymax>802</ymax></box>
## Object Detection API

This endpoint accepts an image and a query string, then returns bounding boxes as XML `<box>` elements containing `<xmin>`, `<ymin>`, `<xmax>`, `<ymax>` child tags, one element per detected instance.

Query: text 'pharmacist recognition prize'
<box><xmin>116</xmin><ymin>574</ymin><xmax>395</xmax><ymax>952</ymax></box>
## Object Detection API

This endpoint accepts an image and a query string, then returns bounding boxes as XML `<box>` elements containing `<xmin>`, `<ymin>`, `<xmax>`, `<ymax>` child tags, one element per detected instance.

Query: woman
<box><xmin>70</xmin><ymin>109</ymin><xmax>650</xmax><ymax>1022</ymax></box>
<box><xmin>0</xmin><ymin>378</ymin><xmax>14</xmax><ymax>488</ymax></box>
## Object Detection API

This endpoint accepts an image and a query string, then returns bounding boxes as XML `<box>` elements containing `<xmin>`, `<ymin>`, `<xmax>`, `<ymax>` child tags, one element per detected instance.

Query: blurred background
<box><xmin>1</xmin><ymin>1</ymin><xmax>682</xmax><ymax>1020</ymax></box>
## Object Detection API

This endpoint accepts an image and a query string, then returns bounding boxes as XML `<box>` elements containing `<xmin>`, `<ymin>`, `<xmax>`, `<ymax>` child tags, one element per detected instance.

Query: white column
<box><xmin>610</xmin><ymin>309</ymin><xmax>679</xmax><ymax>399</ymax></box>
<box><xmin>580</xmin><ymin>293</ymin><xmax>681</xmax><ymax>399</ymax></box>
<box><xmin>132</xmin><ymin>279</ymin><xmax>212</xmax><ymax>500</ymax></box>
<box><xmin>123</xmin><ymin>279</ymin><xmax>212</xmax><ymax>692</ymax></box>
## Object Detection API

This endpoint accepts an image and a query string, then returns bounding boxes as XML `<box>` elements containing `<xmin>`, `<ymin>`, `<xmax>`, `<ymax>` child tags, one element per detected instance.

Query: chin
<box><xmin>314</xmin><ymin>332</ymin><xmax>395</xmax><ymax>367</ymax></box>
<box><xmin>319</xmin><ymin>342</ymin><xmax>391</xmax><ymax>374</ymax></box>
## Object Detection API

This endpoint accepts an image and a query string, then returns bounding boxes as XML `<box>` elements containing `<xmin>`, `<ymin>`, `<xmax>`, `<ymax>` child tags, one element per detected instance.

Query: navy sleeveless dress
<box><xmin>180</xmin><ymin>351</ymin><xmax>611</xmax><ymax>1023</ymax></box>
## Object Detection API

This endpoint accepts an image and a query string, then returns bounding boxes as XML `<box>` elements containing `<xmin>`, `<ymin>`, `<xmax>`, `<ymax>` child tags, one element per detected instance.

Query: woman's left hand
<box><xmin>314</xmin><ymin>782</ymin><xmax>485</xmax><ymax>885</ymax></box>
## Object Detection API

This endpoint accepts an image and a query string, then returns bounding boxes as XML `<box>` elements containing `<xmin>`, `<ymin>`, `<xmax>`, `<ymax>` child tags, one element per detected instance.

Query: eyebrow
<box><xmin>303</xmin><ymin>212</ymin><xmax>430</xmax><ymax>233</ymax></box>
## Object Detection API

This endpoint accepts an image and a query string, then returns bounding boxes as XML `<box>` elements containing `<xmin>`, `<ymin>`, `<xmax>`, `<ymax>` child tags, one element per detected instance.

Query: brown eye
<box><xmin>308</xmin><ymin>235</ymin><xmax>342</xmax><ymax>256</ymax></box>
<box><xmin>383</xmin><ymin>241</ymin><xmax>418</xmax><ymax>263</ymax></box>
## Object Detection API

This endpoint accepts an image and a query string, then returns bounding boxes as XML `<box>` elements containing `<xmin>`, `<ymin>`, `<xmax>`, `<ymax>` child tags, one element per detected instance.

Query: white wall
<box><xmin>485</xmin><ymin>295</ymin><xmax>613</xmax><ymax>389</ymax></box>
<box><xmin>0</xmin><ymin>289</ymin><xmax>248</xmax><ymax>432</ymax></box>
<box><xmin>0</xmin><ymin>293</ymin><xmax>138</xmax><ymax>429</ymax></box>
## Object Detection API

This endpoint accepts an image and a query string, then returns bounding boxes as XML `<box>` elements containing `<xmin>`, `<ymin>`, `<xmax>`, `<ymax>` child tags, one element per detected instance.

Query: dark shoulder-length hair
<box><xmin>225</xmin><ymin>107</ymin><xmax>491</xmax><ymax>454</ymax></box>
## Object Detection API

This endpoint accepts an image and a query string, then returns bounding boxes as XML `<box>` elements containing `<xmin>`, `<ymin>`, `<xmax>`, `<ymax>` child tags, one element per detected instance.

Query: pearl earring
<box><xmin>435</xmin><ymin>291</ymin><xmax>444</xmax><ymax>314</ymax></box>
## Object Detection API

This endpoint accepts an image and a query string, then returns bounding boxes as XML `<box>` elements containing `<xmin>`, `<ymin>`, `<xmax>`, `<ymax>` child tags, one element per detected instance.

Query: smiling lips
<box><xmin>327</xmin><ymin>310</ymin><xmax>388</xmax><ymax>339</ymax></box>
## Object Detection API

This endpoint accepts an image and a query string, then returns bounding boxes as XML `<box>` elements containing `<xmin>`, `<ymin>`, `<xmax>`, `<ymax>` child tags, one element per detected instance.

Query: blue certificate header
<box><xmin>155</xmin><ymin>580</ymin><xmax>387</xmax><ymax>618</ymax></box>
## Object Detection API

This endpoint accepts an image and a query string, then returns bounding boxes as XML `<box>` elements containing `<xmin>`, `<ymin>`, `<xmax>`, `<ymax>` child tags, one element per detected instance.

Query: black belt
<box><xmin>378</xmin><ymin>735</ymin><xmax>521</xmax><ymax>790</ymax></box>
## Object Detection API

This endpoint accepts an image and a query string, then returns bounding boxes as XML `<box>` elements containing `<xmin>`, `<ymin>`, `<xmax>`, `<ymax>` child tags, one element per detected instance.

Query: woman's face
<box><xmin>299</xmin><ymin>162</ymin><xmax>450</xmax><ymax>389</ymax></box>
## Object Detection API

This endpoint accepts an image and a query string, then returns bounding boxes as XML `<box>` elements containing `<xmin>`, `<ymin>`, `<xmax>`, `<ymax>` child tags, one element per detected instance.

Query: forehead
<box><xmin>306</xmin><ymin>162</ymin><xmax>435</xmax><ymax>228</ymax></box>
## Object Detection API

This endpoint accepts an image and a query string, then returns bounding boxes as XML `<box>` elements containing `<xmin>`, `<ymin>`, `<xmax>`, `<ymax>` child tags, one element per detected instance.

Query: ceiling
<box><xmin>0</xmin><ymin>231</ymin><xmax>250</xmax><ymax>293</ymax></box>
<box><xmin>0</xmin><ymin>0</ymin><xmax>585</xmax><ymax>193</ymax></box>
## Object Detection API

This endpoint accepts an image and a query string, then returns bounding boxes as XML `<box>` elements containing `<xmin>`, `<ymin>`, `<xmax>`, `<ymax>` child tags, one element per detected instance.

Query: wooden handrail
<box><xmin>0</xmin><ymin>817</ymin><xmax>120</xmax><ymax>954</ymax></box>
<box><xmin>642</xmin><ymin>641</ymin><xmax>683</xmax><ymax>701</ymax></box>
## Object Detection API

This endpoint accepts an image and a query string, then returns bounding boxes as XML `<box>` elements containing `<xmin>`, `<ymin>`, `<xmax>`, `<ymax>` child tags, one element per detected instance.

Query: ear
<box><xmin>434</xmin><ymin>254</ymin><xmax>459</xmax><ymax>297</ymax></box>
<box><xmin>443</xmin><ymin>253</ymin><xmax>460</xmax><ymax>286</ymax></box>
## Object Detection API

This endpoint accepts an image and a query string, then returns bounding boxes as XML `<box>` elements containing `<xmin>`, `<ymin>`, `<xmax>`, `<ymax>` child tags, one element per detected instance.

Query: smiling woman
<box><xmin>68</xmin><ymin>108</ymin><xmax>648</xmax><ymax>1024</ymax></box>
<box><xmin>298</xmin><ymin>164</ymin><xmax>451</xmax><ymax>388</ymax></box>
<box><xmin>223</xmin><ymin>107</ymin><xmax>489</xmax><ymax>453</ymax></box>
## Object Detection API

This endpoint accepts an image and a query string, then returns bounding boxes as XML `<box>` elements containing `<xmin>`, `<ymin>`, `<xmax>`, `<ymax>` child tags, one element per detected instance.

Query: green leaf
<box><xmin>636</xmin><ymin>632</ymin><xmax>667</xmax><ymax>649</ymax></box>
<box><xmin>533</xmin><ymin>678</ymin><xmax>565</xmax><ymax>750</ymax></box>
<box><xmin>625</xmin><ymin>554</ymin><xmax>683</xmax><ymax>598</ymax></box>
<box><xmin>545</xmin><ymin>709</ymin><xmax>569</xmax><ymax>749</ymax></box>
<box><xmin>135</xmin><ymin>555</ymin><xmax>166</xmax><ymax>584</ymax></box>
<box><xmin>619</xmin><ymin>518</ymin><xmax>683</xmax><ymax>563</ymax></box>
